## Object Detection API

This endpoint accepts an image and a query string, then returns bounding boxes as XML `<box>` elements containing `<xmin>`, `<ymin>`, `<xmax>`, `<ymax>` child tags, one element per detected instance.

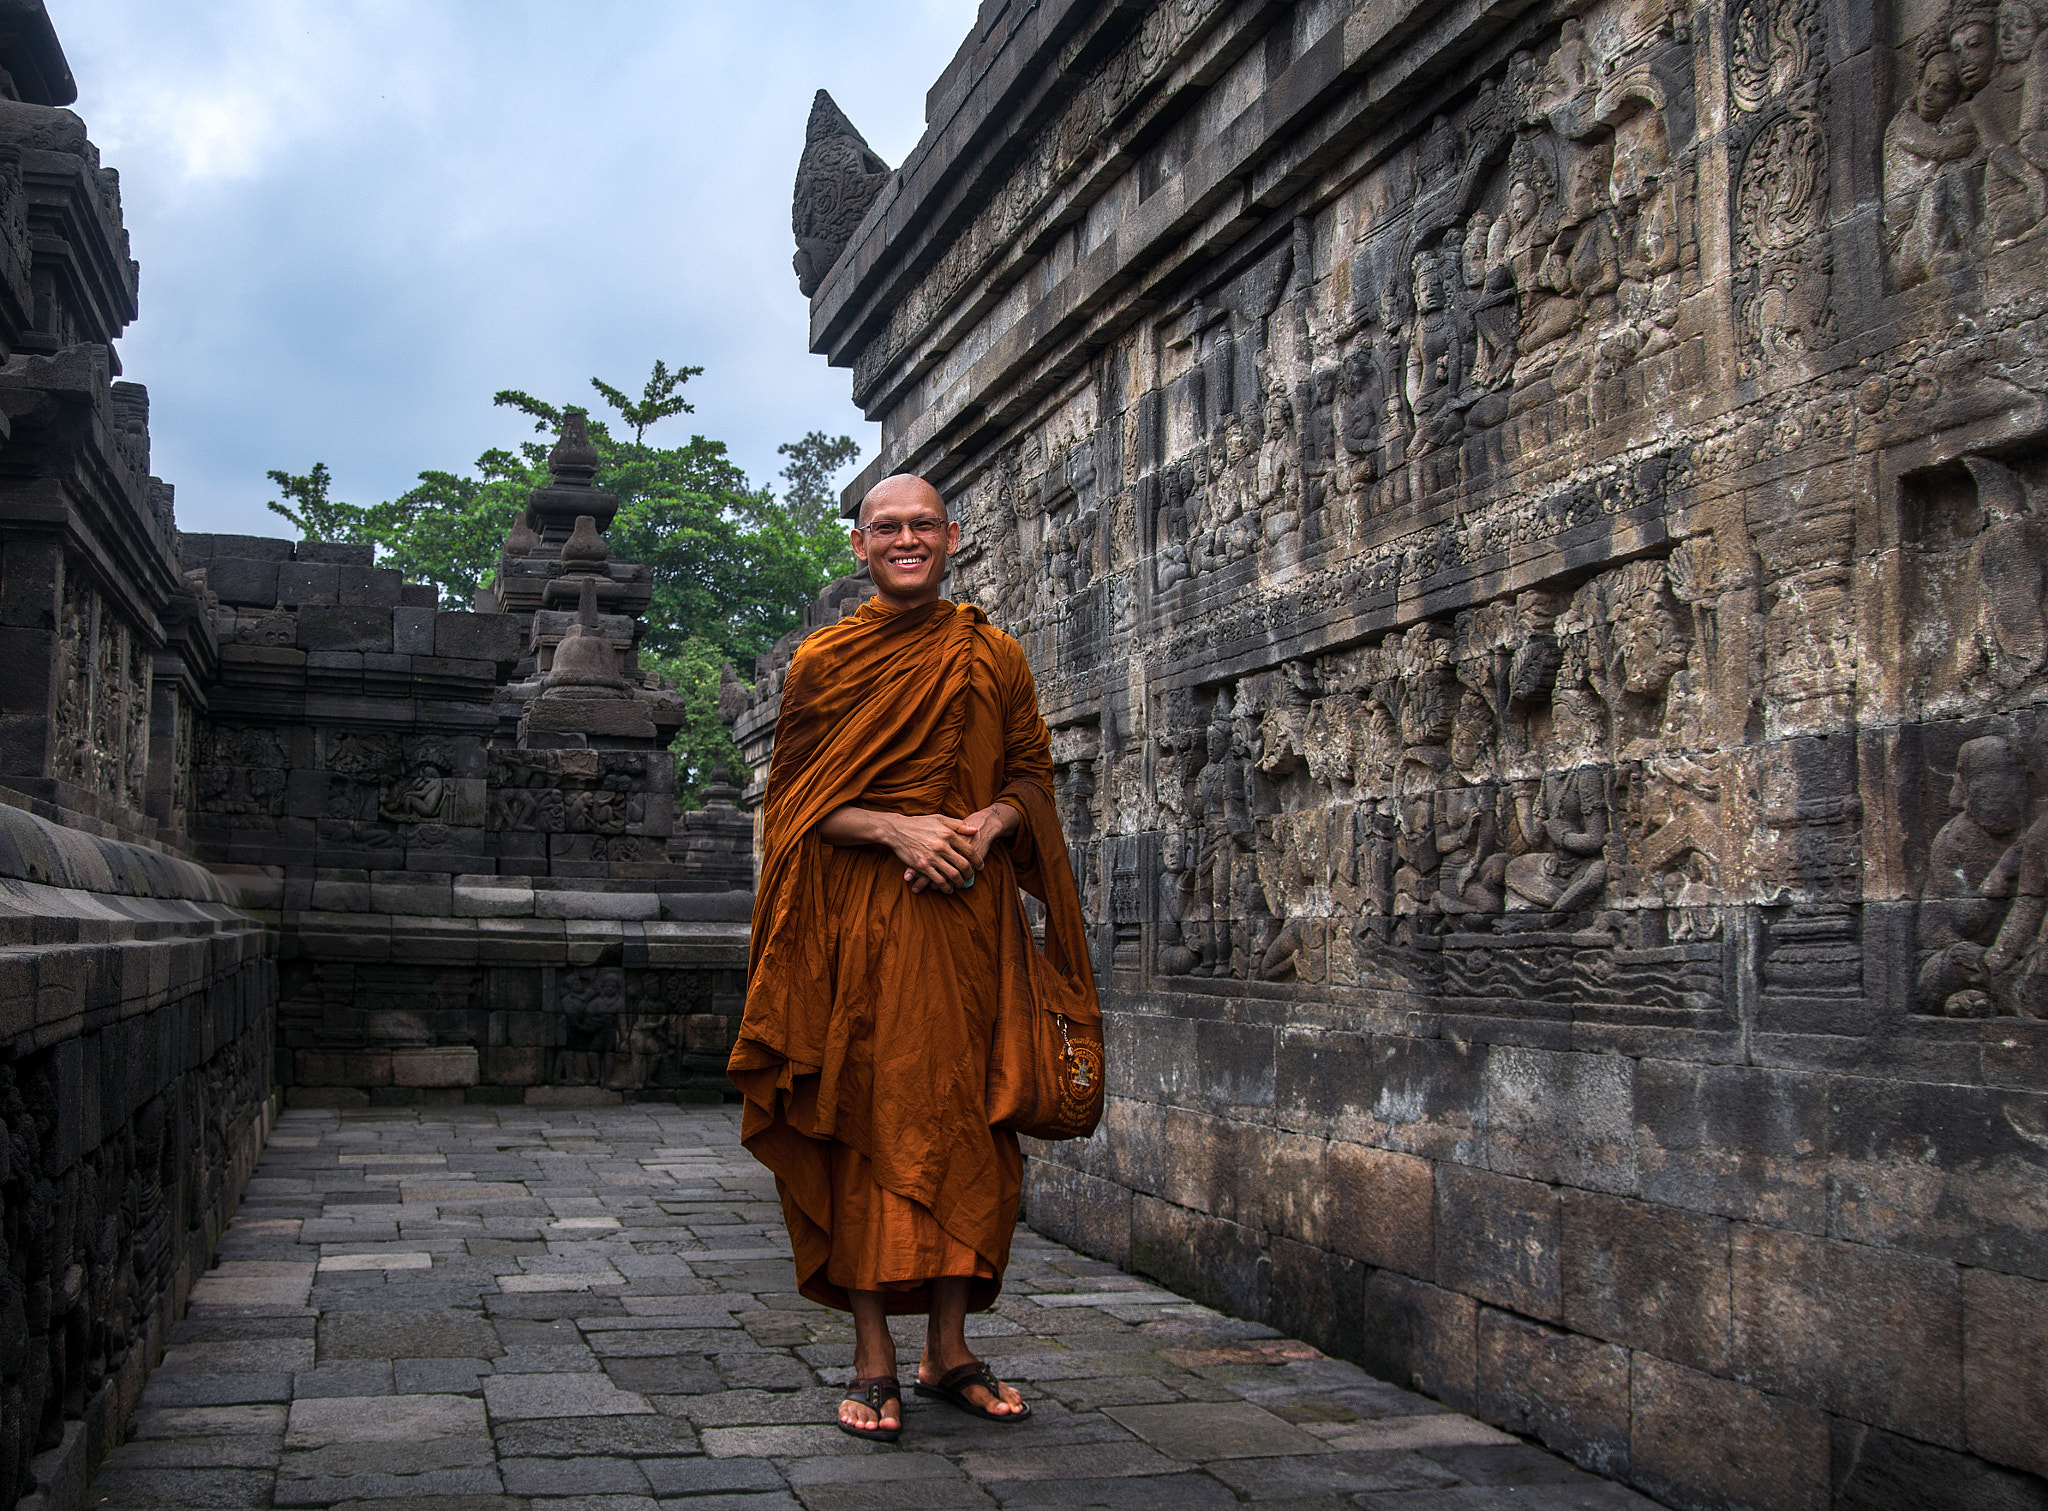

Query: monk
<box><xmin>729</xmin><ymin>473</ymin><xmax>1091</xmax><ymax>1442</ymax></box>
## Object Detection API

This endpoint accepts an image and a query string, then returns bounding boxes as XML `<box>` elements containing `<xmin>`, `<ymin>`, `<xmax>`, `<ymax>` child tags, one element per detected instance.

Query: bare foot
<box><xmin>918</xmin><ymin>1353</ymin><xmax>1027</xmax><ymax>1416</ymax></box>
<box><xmin>839</xmin><ymin>1377</ymin><xmax>902</xmax><ymax>1436</ymax></box>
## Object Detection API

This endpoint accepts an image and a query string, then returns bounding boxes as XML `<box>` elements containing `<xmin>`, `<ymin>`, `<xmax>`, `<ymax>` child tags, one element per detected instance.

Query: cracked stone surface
<box><xmin>86</xmin><ymin>1107</ymin><xmax>1663</xmax><ymax>1509</ymax></box>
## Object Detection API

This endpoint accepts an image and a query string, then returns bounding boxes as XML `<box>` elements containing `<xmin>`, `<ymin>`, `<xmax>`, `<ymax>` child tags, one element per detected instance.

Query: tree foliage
<box><xmin>269</xmin><ymin>362</ymin><xmax>861</xmax><ymax>802</ymax></box>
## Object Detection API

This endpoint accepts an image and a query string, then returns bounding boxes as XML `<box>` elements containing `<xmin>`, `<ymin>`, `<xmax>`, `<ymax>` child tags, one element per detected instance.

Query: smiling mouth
<box><xmin>887</xmin><ymin>554</ymin><xmax>927</xmax><ymax>569</ymax></box>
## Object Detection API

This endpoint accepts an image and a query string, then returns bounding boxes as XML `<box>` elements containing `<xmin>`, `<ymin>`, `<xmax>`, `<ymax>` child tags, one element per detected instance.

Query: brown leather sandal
<box><xmin>913</xmin><ymin>1360</ymin><xmax>1031</xmax><ymax>1423</ymax></box>
<box><xmin>836</xmin><ymin>1374</ymin><xmax>902</xmax><ymax>1442</ymax></box>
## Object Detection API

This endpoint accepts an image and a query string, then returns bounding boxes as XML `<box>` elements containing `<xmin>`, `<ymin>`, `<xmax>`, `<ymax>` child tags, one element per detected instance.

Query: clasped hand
<box><xmin>817</xmin><ymin>803</ymin><xmax>1019</xmax><ymax>894</ymax></box>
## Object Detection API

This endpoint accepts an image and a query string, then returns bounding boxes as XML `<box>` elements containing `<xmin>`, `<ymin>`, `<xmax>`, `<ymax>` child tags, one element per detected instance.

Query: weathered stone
<box><xmin>1962</xmin><ymin>1267</ymin><xmax>2048</xmax><ymax>1480</ymax></box>
<box><xmin>1561</xmin><ymin>1191</ymin><xmax>1730</xmax><ymax>1373</ymax></box>
<box><xmin>1730</xmin><ymin>1225</ymin><xmax>1963</xmax><ymax>1447</ymax></box>
<box><xmin>1432</xmin><ymin>1165</ymin><xmax>1560</xmax><ymax>1323</ymax></box>
<box><xmin>1629</xmin><ymin>1357</ymin><xmax>1828</xmax><ymax>1511</ymax></box>
<box><xmin>1470</xmin><ymin>1309</ymin><xmax>1629</xmax><ymax>1480</ymax></box>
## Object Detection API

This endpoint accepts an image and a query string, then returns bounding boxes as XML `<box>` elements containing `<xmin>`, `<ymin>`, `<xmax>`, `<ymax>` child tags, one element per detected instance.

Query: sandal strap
<box><xmin>935</xmin><ymin>1359</ymin><xmax>1001</xmax><ymax>1396</ymax></box>
<box><xmin>846</xmin><ymin>1374</ymin><xmax>902</xmax><ymax>1408</ymax></box>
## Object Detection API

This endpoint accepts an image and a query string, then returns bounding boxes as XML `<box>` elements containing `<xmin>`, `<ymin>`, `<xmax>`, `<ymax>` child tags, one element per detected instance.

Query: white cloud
<box><xmin>46</xmin><ymin>0</ymin><xmax>980</xmax><ymax>530</ymax></box>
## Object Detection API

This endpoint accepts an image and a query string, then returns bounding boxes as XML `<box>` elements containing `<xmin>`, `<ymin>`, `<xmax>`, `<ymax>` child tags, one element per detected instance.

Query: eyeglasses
<box><xmin>856</xmin><ymin>517</ymin><xmax>948</xmax><ymax>541</ymax></box>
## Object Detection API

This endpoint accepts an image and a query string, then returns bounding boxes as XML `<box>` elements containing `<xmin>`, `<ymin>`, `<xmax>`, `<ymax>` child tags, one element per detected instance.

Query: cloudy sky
<box><xmin>57</xmin><ymin>0</ymin><xmax>979</xmax><ymax>537</ymax></box>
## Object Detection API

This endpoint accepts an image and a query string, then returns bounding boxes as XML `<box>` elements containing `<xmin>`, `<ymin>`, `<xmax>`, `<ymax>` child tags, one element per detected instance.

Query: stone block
<box><xmin>454</xmin><ymin>877</ymin><xmax>534</xmax><ymax>917</ymax></box>
<box><xmin>1434</xmin><ymin>1163</ymin><xmax>1560</xmax><ymax>1322</ymax></box>
<box><xmin>297</xmin><ymin>608</ymin><xmax>393</xmax><ymax>653</ymax></box>
<box><xmin>1274</xmin><ymin>1029</ymin><xmax>1485</xmax><ymax>1161</ymax></box>
<box><xmin>1470</xmin><ymin>1309</ymin><xmax>1629</xmax><ymax>1479</ymax></box>
<box><xmin>1257</xmin><ymin>1130</ymin><xmax>1329</xmax><ymax>1247</ymax></box>
<box><xmin>296</xmin><ymin>540</ymin><xmax>374</xmax><ymax>565</ymax></box>
<box><xmin>285</xmin><ymin>1392</ymin><xmax>488</xmax><ymax>1448</ymax></box>
<box><xmin>370</xmin><ymin>875</ymin><xmax>452</xmax><ymax>916</ymax></box>
<box><xmin>401</xmin><ymin>583</ymin><xmax>439</xmax><ymax>606</ymax></box>
<box><xmin>434</xmin><ymin>613</ymin><xmax>523</xmax><ymax>667</ymax></box>
<box><xmin>656</xmin><ymin>890</ymin><xmax>753</xmax><ymax>921</ymax></box>
<box><xmin>1484</xmin><ymin>1045</ymin><xmax>1636</xmax><ymax>1195</ymax></box>
<box><xmin>1630</xmin><ymin>1356</ymin><xmax>1828</xmax><ymax>1511</ymax></box>
<box><xmin>276</xmin><ymin>563</ymin><xmax>339</xmax><ymax>607</ymax></box>
<box><xmin>207</xmin><ymin>557</ymin><xmax>282</xmax><ymax>606</ymax></box>
<box><xmin>337</xmin><ymin>566</ymin><xmax>404</xmax><ymax>606</ymax></box>
<box><xmin>523</xmin><ymin>699</ymin><xmax>655</xmax><ymax>739</ymax></box>
<box><xmin>1265</xmin><ymin>1236</ymin><xmax>1364</xmax><ymax>1362</ymax></box>
<box><xmin>1325</xmin><ymin>1141</ymin><xmax>1434</xmax><ymax>1278</ymax></box>
<box><xmin>1561</xmin><ymin>1190</ymin><xmax>1730</xmax><ymax>1372</ymax></box>
<box><xmin>1358</xmin><ymin>1269</ymin><xmax>1476</xmax><ymax>1413</ymax></box>
<box><xmin>309</xmin><ymin>872</ymin><xmax>372</xmax><ymax>912</ymax></box>
<box><xmin>1826</xmin><ymin>1077</ymin><xmax>2048</xmax><ymax>1280</ymax></box>
<box><xmin>536</xmin><ymin>890</ymin><xmax>659</xmax><ymax>921</ymax></box>
<box><xmin>296</xmin><ymin>1051</ymin><xmax>391</xmax><ymax>1087</ymax></box>
<box><xmin>1963</xmin><ymin>1267</ymin><xmax>2048</xmax><ymax>1479</ymax></box>
<box><xmin>1832</xmin><ymin>1418</ymin><xmax>2048</xmax><ymax>1511</ymax></box>
<box><xmin>525</xmin><ymin>1086</ymin><xmax>621</xmax><ymax>1106</ymax></box>
<box><xmin>1731</xmin><ymin>1224</ymin><xmax>1962</xmax><ymax>1445</ymax></box>
<box><xmin>482</xmin><ymin>1047</ymin><xmax>543</xmax><ymax>1086</ymax></box>
<box><xmin>391</xmin><ymin>607</ymin><xmax>436</xmax><ymax>655</ymax></box>
<box><xmin>1191</xmin><ymin>1019</ymin><xmax>1275</xmax><ymax>1115</ymax></box>
<box><xmin>1129</xmin><ymin>1193</ymin><xmax>1266</xmax><ymax>1320</ymax></box>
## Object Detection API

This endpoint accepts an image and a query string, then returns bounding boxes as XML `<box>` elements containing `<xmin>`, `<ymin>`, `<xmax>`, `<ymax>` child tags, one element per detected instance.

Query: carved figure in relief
<box><xmin>1391</xmin><ymin>794</ymin><xmax>1442</xmax><ymax>939</ymax></box>
<box><xmin>1432</xmin><ymin>779</ymin><xmax>1505</xmax><ymax>916</ymax></box>
<box><xmin>1157</xmin><ymin>833</ymin><xmax>1198</xmax><ymax>976</ymax></box>
<box><xmin>1887</xmin><ymin>48</ymin><xmax>1982</xmax><ymax>285</ymax></box>
<box><xmin>1540</xmin><ymin>18</ymin><xmax>1601</xmax><ymax>134</ymax></box>
<box><xmin>1505</xmin><ymin>766</ymin><xmax>1611</xmax><ymax>912</ymax></box>
<box><xmin>1886</xmin><ymin>0</ymin><xmax>2048</xmax><ymax>282</ymax></box>
<box><xmin>1958</xmin><ymin>453</ymin><xmax>2048</xmax><ymax>694</ymax></box>
<box><xmin>1921</xmin><ymin>735</ymin><xmax>2028</xmax><ymax>969</ymax></box>
<box><xmin>1155</xmin><ymin>465</ymin><xmax>1193</xmax><ymax>591</ymax></box>
<box><xmin>1191</xmin><ymin>707</ymin><xmax>1255</xmax><ymax>975</ymax></box>
<box><xmin>1333</xmin><ymin>801</ymin><xmax>1397</xmax><ymax>943</ymax></box>
<box><xmin>1536</xmin><ymin>139</ymin><xmax>1624</xmax><ymax>373</ymax></box>
<box><xmin>1918</xmin><ymin>733</ymin><xmax>2048</xmax><ymax>1016</ymax></box>
<box><xmin>1965</xmin><ymin>0</ymin><xmax>2048</xmax><ymax>241</ymax></box>
<box><xmin>1405</xmin><ymin>247</ymin><xmax>1472</xmax><ymax>451</ymax></box>
<box><xmin>1254</xmin><ymin>349</ymin><xmax>1296</xmax><ymax>527</ymax></box>
<box><xmin>1605</xmin><ymin>92</ymin><xmax>1683</xmax><ymax>365</ymax></box>
<box><xmin>1339</xmin><ymin>340</ymin><xmax>1386</xmax><ymax>479</ymax></box>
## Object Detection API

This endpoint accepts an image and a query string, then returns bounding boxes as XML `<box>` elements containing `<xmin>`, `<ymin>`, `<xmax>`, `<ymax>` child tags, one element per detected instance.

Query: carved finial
<box><xmin>577</xmin><ymin>574</ymin><xmax>599</xmax><ymax>630</ymax></box>
<box><xmin>503</xmin><ymin>510</ymin><xmax>541</xmax><ymax>559</ymax></box>
<box><xmin>561</xmin><ymin>514</ymin><xmax>610</xmax><ymax>574</ymax></box>
<box><xmin>792</xmin><ymin>90</ymin><xmax>892</xmax><ymax>298</ymax></box>
<box><xmin>549</xmin><ymin>411</ymin><xmax>601</xmax><ymax>487</ymax></box>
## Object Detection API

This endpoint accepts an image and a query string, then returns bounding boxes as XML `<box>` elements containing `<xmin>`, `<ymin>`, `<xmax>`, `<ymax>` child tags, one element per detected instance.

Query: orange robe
<box><xmin>729</xmin><ymin>596</ymin><xmax>1081</xmax><ymax>1314</ymax></box>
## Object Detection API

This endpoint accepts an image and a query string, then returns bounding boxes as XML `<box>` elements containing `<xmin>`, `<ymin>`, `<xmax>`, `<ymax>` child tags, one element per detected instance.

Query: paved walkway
<box><xmin>88</xmin><ymin>1107</ymin><xmax>1661</xmax><ymax>1511</ymax></box>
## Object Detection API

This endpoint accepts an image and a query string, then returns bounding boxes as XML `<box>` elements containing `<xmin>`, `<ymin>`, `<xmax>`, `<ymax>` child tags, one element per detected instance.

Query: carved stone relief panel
<box><xmin>1900</xmin><ymin>452</ymin><xmax>2048</xmax><ymax>720</ymax></box>
<box><xmin>1728</xmin><ymin>0</ymin><xmax>1832</xmax><ymax>377</ymax></box>
<box><xmin>53</xmin><ymin>564</ymin><xmax>153</xmax><ymax>814</ymax></box>
<box><xmin>1883</xmin><ymin>0</ymin><xmax>2048</xmax><ymax>291</ymax></box>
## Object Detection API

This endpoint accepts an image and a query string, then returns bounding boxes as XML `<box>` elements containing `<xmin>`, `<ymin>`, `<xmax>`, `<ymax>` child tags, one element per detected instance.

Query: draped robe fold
<box><xmin>728</xmin><ymin>596</ymin><xmax>1083</xmax><ymax>1314</ymax></box>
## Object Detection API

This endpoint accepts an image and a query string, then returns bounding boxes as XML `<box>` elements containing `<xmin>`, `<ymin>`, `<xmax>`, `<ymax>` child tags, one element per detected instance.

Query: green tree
<box><xmin>643</xmin><ymin>637</ymin><xmax>747</xmax><ymax>807</ymax></box>
<box><xmin>265</xmin><ymin>362</ymin><xmax>862</xmax><ymax>803</ymax></box>
<box><xmin>265</xmin><ymin>462</ymin><xmax>368</xmax><ymax>540</ymax></box>
<box><xmin>588</xmin><ymin>358</ymin><xmax>701</xmax><ymax>444</ymax></box>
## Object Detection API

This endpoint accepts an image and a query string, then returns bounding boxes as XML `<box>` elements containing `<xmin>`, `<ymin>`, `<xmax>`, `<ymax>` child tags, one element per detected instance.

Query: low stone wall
<box><xmin>247</xmin><ymin>872</ymin><xmax>749</xmax><ymax>1107</ymax></box>
<box><xmin>0</xmin><ymin>804</ymin><xmax>275</xmax><ymax>1511</ymax></box>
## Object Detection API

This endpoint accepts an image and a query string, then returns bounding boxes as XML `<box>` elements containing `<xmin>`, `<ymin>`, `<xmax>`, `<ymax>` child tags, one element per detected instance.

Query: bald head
<box><xmin>857</xmin><ymin>473</ymin><xmax>947</xmax><ymax>528</ymax></box>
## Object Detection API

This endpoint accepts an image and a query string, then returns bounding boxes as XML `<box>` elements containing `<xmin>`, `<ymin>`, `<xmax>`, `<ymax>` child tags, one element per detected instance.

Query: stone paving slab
<box><xmin>85</xmin><ymin>1107</ymin><xmax>1666</xmax><ymax>1510</ymax></box>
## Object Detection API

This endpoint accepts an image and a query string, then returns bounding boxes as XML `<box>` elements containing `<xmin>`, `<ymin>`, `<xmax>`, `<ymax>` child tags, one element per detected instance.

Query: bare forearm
<box><xmin>817</xmin><ymin>805</ymin><xmax>900</xmax><ymax>848</ymax></box>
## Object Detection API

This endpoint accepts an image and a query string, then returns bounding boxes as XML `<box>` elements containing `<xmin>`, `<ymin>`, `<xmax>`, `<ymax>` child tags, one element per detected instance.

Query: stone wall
<box><xmin>780</xmin><ymin>1</ymin><xmax>2048</xmax><ymax>1506</ymax></box>
<box><xmin>0</xmin><ymin>807</ymin><xmax>272</xmax><ymax>1511</ymax></box>
<box><xmin>0</xmin><ymin>15</ymin><xmax>281</xmax><ymax>1506</ymax></box>
<box><xmin>175</xmin><ymin>454</ymin><xmax>755</xmax><ymax>1110</ymax></box>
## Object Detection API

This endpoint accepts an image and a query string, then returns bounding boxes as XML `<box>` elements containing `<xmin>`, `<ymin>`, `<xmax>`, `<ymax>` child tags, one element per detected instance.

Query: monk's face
<box><xmin>852</xmin><ymin>475</ymin><xmax>960</xmax><ymax>608</ymax></box>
